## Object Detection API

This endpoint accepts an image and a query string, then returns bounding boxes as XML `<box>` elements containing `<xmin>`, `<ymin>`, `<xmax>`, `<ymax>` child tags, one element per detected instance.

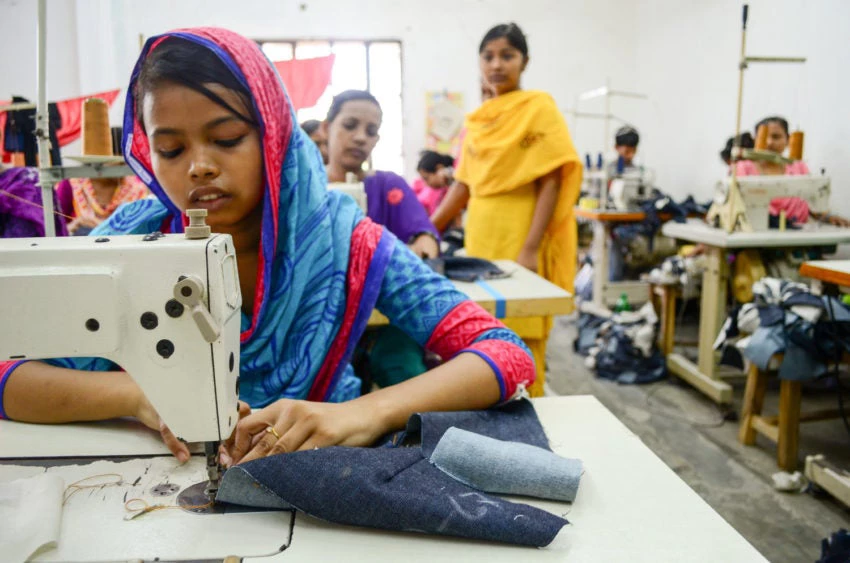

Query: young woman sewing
<box><xmin>0</xmin><ymin>29</ymin><xmax>535</xmax><ymax>466</ymax></box>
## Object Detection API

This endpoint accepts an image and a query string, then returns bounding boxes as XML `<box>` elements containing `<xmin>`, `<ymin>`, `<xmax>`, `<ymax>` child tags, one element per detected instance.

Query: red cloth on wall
<box><xmin>273</xmin><ymin>55</ymin><xmax>335</xmax><ymax>111</ymax></box>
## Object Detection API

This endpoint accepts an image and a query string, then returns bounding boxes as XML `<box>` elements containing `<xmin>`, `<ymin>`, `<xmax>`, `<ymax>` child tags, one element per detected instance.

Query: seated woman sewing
<box><xmin>0</xmin><ymin>30</ymin><xmax>535</xmax><ymax>467</ymax></box>
<box><xmin>735</xmin><ymin>116</ymin><xmax>848</xmax><ymax>227</ymax></box>
<box><xmin>321</xmin><ymin>90</ymin><xmax>440</xmax><ymax>260</ymax></box>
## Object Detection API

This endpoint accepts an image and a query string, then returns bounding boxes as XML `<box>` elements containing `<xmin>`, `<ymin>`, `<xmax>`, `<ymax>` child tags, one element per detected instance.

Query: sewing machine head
<box><xmin>609</xmin><ymin>168</ymin><xmax>655</xmax><ymax>211</ymax></box>
<box><xmin>713</xmin><ymin>175</ymin><xmax>830</xmax><ymax>231</ymax></box>
<box><xmin>328</xmin><ymin>171</ymin><xmax>368</xmax><ymax>213</ymax></box>
<box><xmin>0</xmin><ymin>228</ymin><xmax>242</xmax><ymax>447</ymax></box>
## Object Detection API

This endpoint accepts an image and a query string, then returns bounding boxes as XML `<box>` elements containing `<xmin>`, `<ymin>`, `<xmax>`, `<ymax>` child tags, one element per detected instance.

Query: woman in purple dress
<box><xmin>322</xmin><ymin>90</ymin><xmax>441</xmax><ymax>388</ymax></box>
<box><xmin>0</xmin><ymin>165</ymin><xmax>67</xmax><ymax>238</ymax></box>
<box><xmin>322</xmin><ymin>90</ymin><xmax>439</xmax><ymax>259</ymax></box>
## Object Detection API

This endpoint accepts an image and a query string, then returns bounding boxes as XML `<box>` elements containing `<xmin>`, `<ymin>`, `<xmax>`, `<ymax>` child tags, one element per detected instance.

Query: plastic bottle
<box><xmin>614</xmin><ymin>293</ymin><xmax>631</xmax><ymax>313</ymax></box>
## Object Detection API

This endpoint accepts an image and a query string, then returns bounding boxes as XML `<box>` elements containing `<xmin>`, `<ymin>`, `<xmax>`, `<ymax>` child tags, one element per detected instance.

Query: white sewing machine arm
<box><xmin>0</xmin><ymin>233</ymin><xmax>242</xmax><ymax>444</ymax></box>
<box><xmin>713</xmin><ymin>175</ymin><xmax>830</xmax><ymax>230</ymax></box>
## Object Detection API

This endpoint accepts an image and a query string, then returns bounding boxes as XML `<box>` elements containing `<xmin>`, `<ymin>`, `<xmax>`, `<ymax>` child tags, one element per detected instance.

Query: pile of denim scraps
<box><xmin>612</xmin><ymin>192</ymin><xmax>709</xmax><ymax>251</ymax></box>
<box><xmin>713</xmin><ymin>277</ymin><xmax>850</xmax><ymax>380</ymax></box>
<box><xmin>575</xmin><ymin>302</ymin><xmax>666</xmax><ymax>384</ymax></box>
<box><xmin>215</xmin><ymin>400</ymin><xmax>582</xmax><ymax>547</ymax></box>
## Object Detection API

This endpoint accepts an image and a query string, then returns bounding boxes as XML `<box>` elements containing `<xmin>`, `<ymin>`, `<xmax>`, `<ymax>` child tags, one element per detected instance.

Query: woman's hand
<box><xmin>408</xmin><ymin>233</ymin><xmax>439</xmax><ymax>259</ymax></box>
<box><xmin>219</xmin><ymin>399</ymin><xmax>385</xmax><ymax>466</ymax></box>
<box><xmin>516</xmin><ymin>245</ymin><xmax>539</xmax><ymax>273</ymax></box>
<box><xmin>132</xmin><ymin>389</ymin><xmax>191</xmax><ymax>463</ymax></box>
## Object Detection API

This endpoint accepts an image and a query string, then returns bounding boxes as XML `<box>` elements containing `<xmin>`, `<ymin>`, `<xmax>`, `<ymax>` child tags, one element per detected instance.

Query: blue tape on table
<box><xmin>476</xmin><ymin>280</ymin><xmax>506</xmax><ymax>318</ymax></box>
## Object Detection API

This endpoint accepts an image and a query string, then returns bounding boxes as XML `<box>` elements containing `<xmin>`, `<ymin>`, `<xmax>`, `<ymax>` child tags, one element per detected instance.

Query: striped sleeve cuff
<box><xmin>461</xmin><ymin>340</ymin><xmax>535</xmax><ymax>402</ymax></box>
<box><xmin>0</xmin><ymin>360</ymin><xmax>26</xmax><ymax>420</ymax></box>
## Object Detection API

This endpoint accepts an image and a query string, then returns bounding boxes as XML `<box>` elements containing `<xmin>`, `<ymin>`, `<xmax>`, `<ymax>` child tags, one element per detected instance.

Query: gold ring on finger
<box><xmin>265</xmin><ymin>426</ymin><xmax>281</xmax><ymax>440</ymax></box>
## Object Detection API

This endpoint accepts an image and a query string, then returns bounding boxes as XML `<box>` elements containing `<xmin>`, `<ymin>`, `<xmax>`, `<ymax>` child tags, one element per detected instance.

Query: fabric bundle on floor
<box><xmin>575</xmin><ymin>302</ymin><xmax>666</xmax><ymax>384</ymax></box>
<box><xmin>215</xmin><ymin>399</ymin><xmax>582</xmax><ymax>547</ymax></box>
<box><xmin>714</xmin><ymin>277</ymin><xmax>850</xmax><ymax>379</ymax></box>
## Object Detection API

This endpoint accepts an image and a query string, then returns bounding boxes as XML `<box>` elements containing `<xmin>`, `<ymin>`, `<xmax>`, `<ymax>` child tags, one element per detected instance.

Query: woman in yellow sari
<box><xmin>431</xmin><ymin>23</ymin><xmax>582</xmax><ymax>396</ymax></box>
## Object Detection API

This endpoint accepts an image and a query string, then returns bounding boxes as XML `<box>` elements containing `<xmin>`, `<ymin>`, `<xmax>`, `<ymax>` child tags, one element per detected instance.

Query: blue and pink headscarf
<box><xmin>109</xmin><ymin>28</ymin><xmax>394</xmax><ymax>406</ymax></box>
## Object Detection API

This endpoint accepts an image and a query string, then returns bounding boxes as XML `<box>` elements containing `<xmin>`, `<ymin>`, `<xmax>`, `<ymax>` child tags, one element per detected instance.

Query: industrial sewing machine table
<box><xmin>0</xmin><ymin>396</ymin><xmax>766</xmax><ymax>562</ymax></box>
<box><xmin>661</xmin><ymin>220</ymin><xmax>850</xmax><ymax>404</ymax></box>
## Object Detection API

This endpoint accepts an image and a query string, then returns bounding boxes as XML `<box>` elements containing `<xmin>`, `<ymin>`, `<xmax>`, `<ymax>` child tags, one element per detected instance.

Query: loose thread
<box><xmin>63</xmin><ymin>473</ymin><xmax>124</xmax><ymax>505</ymax></box>
<box><xmin>0</xmin><ymin>188</ymin><xmax>76</xmax><ymax>221</ymax></box>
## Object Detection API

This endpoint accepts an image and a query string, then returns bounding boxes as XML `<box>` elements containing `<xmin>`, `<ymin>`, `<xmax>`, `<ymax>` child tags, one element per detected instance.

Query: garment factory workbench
<box><xmin>1</xmin><ymin>396</ymin><xmax>766</xmax><ymax>562</ymax></box>
<box><xmin>660</xmin><ymin>220</ymin><xmax>850</xmax><ymax>404</ymax></box>
<box><xmin>575</xmin><ymin>208</ymin><xmax>654</xmax><ymax>308</ymax></box>
<box><xmin>367</xmin><ymin>259</ymin><xmax>574</xmax><ymax>325</ymax></box>
<box><xmin>369</xmin><ymin>259</ymin><xmax>573</xmax><ymax>396</ymax></box>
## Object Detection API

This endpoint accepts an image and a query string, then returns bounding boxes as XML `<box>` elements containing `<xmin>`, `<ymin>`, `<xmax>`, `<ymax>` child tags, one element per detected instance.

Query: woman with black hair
<box><xmin>0</xmin><ymin>29</ymin><xmax>537</xmax><ymax>464</ymax></box>
<box><xmin>321</xmin><ymin>90</ymin><xmax>440</xmax><ymax>260</ymax></box>
<box><xmin>430</xmin><ymin>23</ymin><xmax>583</xmax><ymax>396</ymax></box>
<box><xmin>414</xmin><ymin>150</ymin><xmax>455</xmax><ymax>217</ymax></box>
<box><xmin>736</xmin><ymin>116</ymin><xmax>809</xmax><ymax>176</ymax></box>
<box><xmin>300</xmin><ymin>119</ymin><xmax>328</xmax><ymax>164</ymax></box>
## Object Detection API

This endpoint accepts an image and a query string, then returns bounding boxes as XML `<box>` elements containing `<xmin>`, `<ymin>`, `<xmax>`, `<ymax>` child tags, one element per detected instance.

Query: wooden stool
<box><xmin>648</xmin><ymin>282</ymin><xmax>697</xmax><ymax>355</ymax></box>
<box><xmin>738</xmin><ymin>358</ymin><xmax>844</xmax><ymax>471</ymax></box>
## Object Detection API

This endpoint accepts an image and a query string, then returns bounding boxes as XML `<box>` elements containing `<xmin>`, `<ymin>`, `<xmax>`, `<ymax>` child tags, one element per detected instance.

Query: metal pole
<box><xmin>731</xmin><ymin>4</ymin><xmax>749</xmax><ymax>174</ymax></box>
<box><xmin>36</xmin><ymin>0</ymin><xmax>56</xmax><ymax>237</ymax></box>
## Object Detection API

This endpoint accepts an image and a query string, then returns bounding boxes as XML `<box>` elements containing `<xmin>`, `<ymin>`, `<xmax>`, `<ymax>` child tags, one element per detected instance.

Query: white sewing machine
<box><xmin>712</xmin><ymin>175</ymin><xmax>830</xmax><ymax>231</ymax></box>
<box><xmin>328</xmin><ymin>171</ymin><xmax>368</xmax><ymax>213</ymax></box>
<box><xmin>0</xmin><ymin>210</ymin><xmax>241</xmax><ymax>492</ymax></box>
<box><xmin>608</xmin><ymin>168</ymin><xmax>655</xmax><ymax>211</ymax></box>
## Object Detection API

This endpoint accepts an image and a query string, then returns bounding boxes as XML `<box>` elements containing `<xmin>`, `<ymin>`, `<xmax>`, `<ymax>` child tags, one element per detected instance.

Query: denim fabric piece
<box><xmin>215</xmin><ymin>400</ymin><xmax>568</xmax><ymax>547</ymax></box>
<box><xmin>594</xmin><ymin>328</ymin><xmax>666</xmax><ymax>384</ymax></box>
<box><xmin>576</xmin><ymin>313</ymin><xmax>606</xmax><ymax>355</ymax></box>
<box><xmin>784</xmin><ymin>292</ymin><xmax>826</xmax><ymax>310</ymax></box>
<box><xmin>779</xmin><ymin>343</ymin><xmax>827</xmax><ymax>381</ymax></box>
<box><xmin>424</xmin><ymin>256</ymin><xmax>506</xmax><ymax>282</ymax></box>
<box><xmin>608</xmin><ymin>239</ymin><xmax>626</xmax><ymax>282</ymax></box>
<box><xmin>216</xmin><ymin>465</ymin><xmax>293</xmax><ymax>509</ymax></box>
<box><xmin>430</xmin><ymin>427</ymin><xmax>582</xmax><ymax>502</ymax></box>
<box><xmin>817</xmin><ymin>528</ymin><xmax>850</xmax><ymax>563</ymax></box>
<box><xmin>404</xmin><ymin>398</ymin><xmax>550</xmax><ymax>457</ymax></box>
<box><xmin>824</xmin><ymin>297</ymin><xmax>850</xmax><ymax>321</ymax></box>
<box><xmin>744</xmin><ymin>326</ymin><xmax>785</xmax><ymax>370</ymax></box>
<box><xmin>757</xmin><ymin>305</ymin><xmax>784</xmax><ymax>327</ymax></box>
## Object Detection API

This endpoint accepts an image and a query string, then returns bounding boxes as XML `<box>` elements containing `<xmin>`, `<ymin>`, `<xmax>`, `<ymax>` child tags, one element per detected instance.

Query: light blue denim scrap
<box><xmin>216</xmin><ymin>465</ymin><xmax>293</xmax><ymax>509</ymax></box>
<box><xmin>429</xmin><ymin>427</ymin><xmax>583</xmax><ymax>502</ymax></box>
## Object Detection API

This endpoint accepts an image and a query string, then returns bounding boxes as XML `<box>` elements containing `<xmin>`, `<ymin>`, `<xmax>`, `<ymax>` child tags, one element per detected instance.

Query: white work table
<box><xmin>0</xmin><ymin>396</ymin><xmax>766</xmax><ymax>562</ymax></box>
<box><xmin>661</xmin><ymin>220</ymin><xmax>850</xmax><ymax>403</ymax></box>
<box><xmin>368</xmin><ymin>259</ymin><xmax>574</xmax><ymax>325</ymax></box>
<box><xmin>662</xmin><ymin>220</ymin><xmax>850</xmax><ymax>249</ymax></box>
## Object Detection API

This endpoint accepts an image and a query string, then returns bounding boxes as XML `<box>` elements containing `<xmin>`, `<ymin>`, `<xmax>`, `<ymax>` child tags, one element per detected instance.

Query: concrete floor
<box><xmin>546</xmin><ymin>313</ymin><xmax>850</xmax><ymax>563</ymax></box>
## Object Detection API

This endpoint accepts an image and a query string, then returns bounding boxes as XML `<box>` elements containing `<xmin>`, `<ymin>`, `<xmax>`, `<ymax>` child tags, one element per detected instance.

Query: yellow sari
<box><xmin>455</xmin><ymin>90</ymin><xmax>582</xmax><ymax>396</ymax></box>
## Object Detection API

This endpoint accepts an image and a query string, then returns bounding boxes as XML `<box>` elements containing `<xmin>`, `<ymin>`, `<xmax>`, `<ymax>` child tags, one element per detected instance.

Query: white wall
<box><xmin>632</xmin><ymin>0</ymin><xmax>850</xmax><ymax>216</ymax></box>
<box><xmin>2</xmin><ymin>0</ymin><xmax>639</xmax><ymax>179</ymax></box>
<box><xmin>4</xmin><ymin>0</ymin><xmax>845</xmax><ymax>212</ymax></box>
<box><xmin>0</xmin><ymin>0</ymin><xmax>81</xmax><ymax>102</ymax></box>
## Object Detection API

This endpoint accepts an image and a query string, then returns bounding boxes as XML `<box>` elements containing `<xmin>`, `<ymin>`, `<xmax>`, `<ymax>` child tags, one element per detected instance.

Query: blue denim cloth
<box><xmin>594</xmin><ymin>326</ymin><xmax>666</xmax><ymax>384</ymax></box>
<box><xmin>818</xmin><ymin>528</ymin><xmax>850</xmax><ymax>563</ymax></box>
<box><xmin>576</xmin><ymin>313</ymin><xmax>607</xmax><ymax>355</ymax></box>
<box><xmin>757</xmin><ymin>305</ymin><xmax>784</xmax><ymax>327</ymax></box>
<box><xmin>430</xmin><ymin>427</ymin><xmax>582</xmax><ymax>502</ymax></box>
<box><xmin>608</xmin><ymin>239</ymin><xmax>626</xmax><ymax>282</ymax></box>
<box><xmin>215</xmin><ymin>400</ymin><xmax>569</xmax><ymax>547</ymax></box>
<box><xmin>745</xmin><ymin>326</ymin><xmax>786</xmax><ymax>371</ymax></box>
